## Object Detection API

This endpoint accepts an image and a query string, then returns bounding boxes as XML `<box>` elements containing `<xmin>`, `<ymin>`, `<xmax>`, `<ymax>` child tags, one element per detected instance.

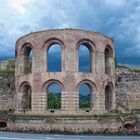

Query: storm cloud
<box><xmin>0</xmin><ymin>0</ymin><xmax>140</xmax><ymax>66</ymax></box>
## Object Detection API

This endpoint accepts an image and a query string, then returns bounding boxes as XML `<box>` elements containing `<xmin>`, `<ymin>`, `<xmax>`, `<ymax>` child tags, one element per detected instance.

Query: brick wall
<box><xmin>116</xmin><ymin>67</ymin><xmax>140</xmax><ymax>110</ymax></box>
<box><xmin>15</xmin><ymin>29</ymin><xmax>116</xmax><ymax>115</ymax></box>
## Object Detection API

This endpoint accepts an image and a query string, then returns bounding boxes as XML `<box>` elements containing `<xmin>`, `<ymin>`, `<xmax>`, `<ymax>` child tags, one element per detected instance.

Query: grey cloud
<box><xmin>0</xmin><ymin>0</ymin><xmax>140</xmax><ymax>66</ymax></box>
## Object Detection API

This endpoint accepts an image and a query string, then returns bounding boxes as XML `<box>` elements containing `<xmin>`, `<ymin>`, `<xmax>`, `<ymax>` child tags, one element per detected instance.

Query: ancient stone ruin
<box><xmin>15</xmin><ymin>29</ymin><xmax>116</xmax><ymax>115</ymax></box>
<box><xmin>0</xmin><ymin>29</ymin><xmax>139</xmax><ymax>131</ymax></box>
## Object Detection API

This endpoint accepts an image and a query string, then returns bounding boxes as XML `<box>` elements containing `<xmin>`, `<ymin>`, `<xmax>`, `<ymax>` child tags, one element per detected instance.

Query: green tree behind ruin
<box><xmin>47</xmin><ymin>92</ymin><xmax>61</xmax><ymax>109</ymax></box>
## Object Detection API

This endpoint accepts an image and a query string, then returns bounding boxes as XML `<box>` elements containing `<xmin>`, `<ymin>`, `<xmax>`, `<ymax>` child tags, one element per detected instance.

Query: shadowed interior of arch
<box><xmin>105</xmin><ymin>46</ymin><xmax>113</xmax><ymax>75</ymax></box>
<box><xmin>0</xmin><ymin>121</ymin><xmax>7</xmax><ymax>128</ymax></box>
<box><xmin>21</xmin><ymin>83</ymin><xmax>32</xmax><ymax>110</ymax></box>
<box><xmin>47</xmin><ymin>83</ymin><xmax>61</xmax><ymax>109</ymax></box>
<box><xmin>79</xmin><ymin>83</ymin><xmax>91</xmax><ymax>109</ymax></box>
<box><xmin>22</xmin><ymin>44</ymin><xmax>32</xmax><ymax>74</ymax></box>
<box><xmin>48</xmin><ymin>44</ymin><xmax>61</xmax><ymax>72</ymax></box>
<box><xmin>105</xmin><ymin>83</ymin><xmax>113</xmax><ymax>111</ymax></box>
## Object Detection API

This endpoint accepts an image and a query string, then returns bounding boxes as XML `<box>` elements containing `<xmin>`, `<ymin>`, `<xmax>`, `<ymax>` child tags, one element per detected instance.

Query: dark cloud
<box><xmin>0</xmin><ymin>0</ymin><xmax>140</xmax><ymax>67</ymax></box>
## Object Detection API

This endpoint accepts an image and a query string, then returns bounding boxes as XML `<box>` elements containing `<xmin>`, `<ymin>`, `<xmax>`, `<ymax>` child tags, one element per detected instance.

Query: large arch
<box><xmin>47</xmin><ymin>43</ymin><xmax>62</xmax><ymax>72</ymax></box>
<box><xmin>77</xmin><ymin>39</ymin><xmax>94</xmax><ymax>72</ymax></box>
<box><xmin>47</xmin><ymin>83</ymin><xmax>61</xmax><ymax>109</ymax></box>
<box><xmin>42</xmin><ymin>38</ymin><xmax>64</xmax><ymax>72</ymax></box>
<box><xmin>42</xmin><ymin>80</ymin><xmax>64</xmax><ymax>110</ymax></box>
<box><xmin>77</xmin><ymin>80</ymin><xmax>97</xmax><ymax>109</ymax></box>
<box><xmin>20</xmin><ymin>43</ymin><xmax>32</xmax><ymax>74</ymax></box>
<box><xmin>79</xmin><ymin>83</ymin><xmax>91</xmax><ymax>109</ymax></box>
<box><xmin>20</xmin><ymin>82</ymin><xmax>32</xmax><ymax>110</ymax></box>
<box><xmin>105</xmin><ymin>45</ymin><xmax>113</xmax><ymax>76</ymax></box>
<box><xmin>105</xmin><ymin>82</ymin><xmax>113</xmax><ymax>111</ymax></box>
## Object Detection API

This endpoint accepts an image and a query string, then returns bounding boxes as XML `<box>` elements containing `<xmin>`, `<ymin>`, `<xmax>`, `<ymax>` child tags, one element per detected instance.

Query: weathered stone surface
<box><xmin>9</xmin><ymin>115</ymin><xmax>122</xmax><ymax>130</ymax></box>
<box><xmin>116</xmin><ymin>67</ymin><xmax>140</xmax><ymax>111</ymax></box>
<box><xmin>14</xmin><ymin>29</ymin><xmax>116</xmax><ymax>114</ymax></box>
<box><xmin>1</xmin><ymin>29</ymin><xmax>140</xmax><ymax>129</ymax></box>
<box><xmin>0</xmin><ymin>75</ymin><xmax>15</xmax><ymax>111</ymax></box>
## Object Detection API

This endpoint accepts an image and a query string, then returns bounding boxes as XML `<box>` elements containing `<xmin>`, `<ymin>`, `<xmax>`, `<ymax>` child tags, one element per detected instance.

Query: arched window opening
<box><xmin>105</xmin><ymin>83</ymin><xmax>113</xmax><ymax>111</ymax></box>
<box><xmin>47</xmin><ymin>83</ymin><xmax>61</xmax><ymax>109</ymax></box>
<box><xmin>0</xmin><ymin>122</ymin><xmax>7</xmax><ymax>128</ymax></box>
<box><xmin>79</xmin><ymin>83</ymin><xmax>91</xmax><ymax>109</ymax></box>
<box><xmin>78</xmin><ymin>44</ymin><xmax>91</xmax><ymax>72</ymax></box>
<box><xmin>22</xmin><ymin>44</ymin><xmax>32</xmax><ymax>74</ymax></box>
<box><xmin>21</xmin><ymin>83</ymin><xmax>31</xmax><ymax>110</ymax></box>
<box><xmin>47</xmin><ymin>44</ymin><xmax>61</xmax><ymax>72</ymax></box>
<box><xmin>105</xmin><ymin>46</ymin><xmax>113</xmax><ymax>75</ymax></box>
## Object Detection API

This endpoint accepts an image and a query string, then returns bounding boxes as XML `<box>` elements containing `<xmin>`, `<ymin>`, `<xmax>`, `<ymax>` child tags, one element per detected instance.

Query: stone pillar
<box><xmin>61</xmin><ymin>41</ymin><xmax>78</xmax><ymax>112</ymax></box>
<box><xmin>32</xmin><ymin>49</ymin><xmax>41</xmax><ymax>73</ymax></box>
<box><xmin>112</xmin><ymin>86</ymin><xmax>116</xmax><ymax>110</ymax></box>
<box><xmin>92</xmin><ymin>91</ymin><xmax>100</xmax><ymax>112</ymax></box>
<box><xmin>61</xmin><ymin>91</ymin><xmax>78</xmax><ymax>111</ymax></box>
<box><xmin>110</xmin><ymin>57</ymin><xmax>115</xmax><ymax>77</ymax></box>
<box><xmin>97</xmin><ymin>82</ymin><xmax>106</xmax><ymax>113</ymax></box>
<box><xmin>39</xmin><ymin>50</ymin><xmax>46</xmax><ymax>73</ymax></box>
<box><xmin>95</xmin><ymin>52</ymin><xmax>105</xmax><ymax>75</ymax></box>
<box><xmin>18</xmin><ymin>55</ymin><xmax>24</xmax><ymax>75</ymax></box>
<box><xmin>62</xmin><ymin>72</ymin><xmax>77</xmax><ymax>112</ymax></box>
<box><xmin>15</xmin><ymin>92</ymin><xmax>23</xmax><ymax>112</ymax></box>
<box><xmin>92</xmin><ymin>51</ymin><xmax>96</xmax><ymax>73</ymax></box>
<box><xmin>31</xmin><ymin>73</ymin><xmax>42</xmax><ymax>112</ymax></box>
<box><xmin>62</xmin><ymin>48</ymin><xmax>65</xmax><ymax>72</ymax></box>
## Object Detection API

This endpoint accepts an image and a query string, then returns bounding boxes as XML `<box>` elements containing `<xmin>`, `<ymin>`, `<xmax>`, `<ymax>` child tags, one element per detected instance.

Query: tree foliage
<box><xmin>47</xmin><ymin>92</ymin><xmax>61</xmax><ymax>109</ymax></box>
<box><xmin>80</xmin><ymin>100</ymin><xmax>90</xmax><ymax>108</ymax></box>
<box><xmin>79</xmin><ymin>94</ymin><xmax>90</xmax><ymax>108</ymax></box>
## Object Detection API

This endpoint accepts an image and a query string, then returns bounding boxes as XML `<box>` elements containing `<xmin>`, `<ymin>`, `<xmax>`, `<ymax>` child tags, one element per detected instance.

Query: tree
<box><xmin>47</xmin><ymin>92</ymin><xmax>61</xmax><ymax>109</ymax></box>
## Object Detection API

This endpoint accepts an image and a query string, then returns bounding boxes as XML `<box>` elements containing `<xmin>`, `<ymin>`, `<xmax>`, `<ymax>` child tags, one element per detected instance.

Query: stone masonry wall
<box><xmin>0</xmin><ymin>75</ymin><xmax>15</xmax><ymax>111</ymax></box>
<box><xmin>15</xmin><ymin>29</ymin><xmax>116</xmax><ymax>115</ymax></box>
<box><xmin>0</xmin><ymin>65</ymin><xmax>139</xmax><ymax>113</ymax></box>
<box><xmin>116</xmin><ymin>67</ymin><xmax>140</xmax><ymax>111</ymax></box>
<box><xmin>8</xmin><ymin>116</ymin><xmax>122</xmax><ymax>130</ymax></box>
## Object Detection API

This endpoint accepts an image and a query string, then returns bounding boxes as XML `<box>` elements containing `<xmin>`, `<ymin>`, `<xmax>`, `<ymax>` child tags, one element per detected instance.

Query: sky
<box><xmin>0</xmin><ymin>0</ymin><xmax>140</xmax><ymax>67</ymax></box>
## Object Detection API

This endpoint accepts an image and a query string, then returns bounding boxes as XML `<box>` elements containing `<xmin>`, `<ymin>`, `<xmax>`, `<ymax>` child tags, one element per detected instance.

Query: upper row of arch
<box><xmin>17</xmin><ymin>38</ymin><xmax>114</xmax><ymax>56</ymax></box>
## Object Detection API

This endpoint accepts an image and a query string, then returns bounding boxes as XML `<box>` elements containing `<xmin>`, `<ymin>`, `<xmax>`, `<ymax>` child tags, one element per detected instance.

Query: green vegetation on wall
<box><xmin>116</xmin><ymin>64</ymin><xmax>140</xmax><ymax>72</ymax></box>
<box><xmin>0</xmin><ymin>61</ymin><xmax>15</xmax><ymax>76</ymax></box>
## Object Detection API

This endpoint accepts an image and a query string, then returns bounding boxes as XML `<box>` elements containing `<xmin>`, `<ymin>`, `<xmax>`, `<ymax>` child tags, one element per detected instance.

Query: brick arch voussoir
<box><xmin>104</xmin><ymin>44</ymin><xmax>114</xmax><ymax>56</ymax></box>
<box><xmin>42</xmin><ymin>37</ymin><xmax>65</xmax><ymax>51</ymax></box>
<box><xmin>42</xmin><ymin>79</ymin><xmax>65</xmax><ymax>93</ymax></box>
<box><xmin>104</xmin><ymin>81</ymin><xmax>114</xmax><ymax>90</ymax></box>
<box><xmin>18</xmin><ymin>81</ymin><xmax>31</xmax><ymax>92</ymax></box>
<box><xmin>18</xmin><ymin>39</ymin><xmax>36</xmax><ymax>56</ymax></box>
<box><xmin>76</xmin><ymin>79</ymin><xmax>97</xmax><ymax>93</ymax></box>
<box><xmin>76</xmin><ymin>38</ymin><xmax>96</xmax><ymax>52</ymax></box>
